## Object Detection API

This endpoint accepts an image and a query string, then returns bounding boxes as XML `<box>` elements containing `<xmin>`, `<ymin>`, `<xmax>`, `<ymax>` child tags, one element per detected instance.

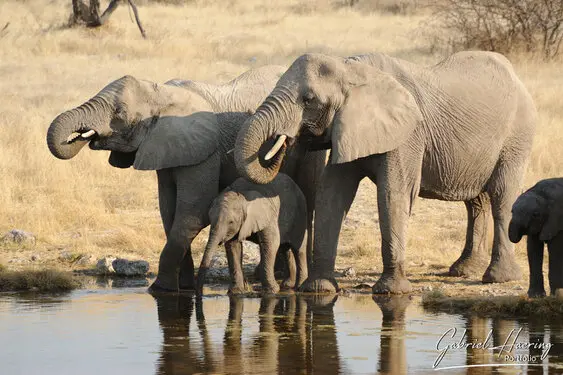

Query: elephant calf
<box><xmin>509</xmin><ymin>178</ymin><xmax>563</xmax><ymax>297</ymax></box>
<box><xmin>196</xmin><ymin>173</ymin><xmax>308</xmax><ymax>295</ymax></box>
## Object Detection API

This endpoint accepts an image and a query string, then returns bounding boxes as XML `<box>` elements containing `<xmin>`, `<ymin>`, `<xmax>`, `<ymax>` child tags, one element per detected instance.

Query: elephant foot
<box><xmin>299</xmin><ymin>277</ymin><xmax>339</xmax><ymax>293</ymax></box>
<box><xmin>261</xmin><ymin>283</ymin><xmax>281</xmax><ymax>295</ymax></box>
<box><xmin>280</xmin><ymin>278</ymin><xmax>296</xmax><ymax>290</ymax></box>
<box><xmin>179</xmin><ymin>280</ymin><xmax>196</xmax><ymax>292</ymax></box>
<box><xmin>449</xmin><ymin>254</ymin><xmax>487</xmax><ymax>277</ymax></box>
<box><xmin>482</xmin><ymin>258</ymin><xmax>522</xmax><ymax>283</ymax></box>
<box><xmin>527</xmin><ymin>287</ymin><xmax>546</xmax><ymax>298</ymax></box>
<box><xmin>228</xmin><ymin>282</ymin><xmax>253</xmax><ymax>295</ymax></box>
<box><xmin>372</xmin><ymin>274</ymin><xmax>412</xmax><ymax>295</ymax></box>
<box><xmin>148</xmin><ymin>279</ymin><xmax>178</xmax><ymax>294</ymax></box>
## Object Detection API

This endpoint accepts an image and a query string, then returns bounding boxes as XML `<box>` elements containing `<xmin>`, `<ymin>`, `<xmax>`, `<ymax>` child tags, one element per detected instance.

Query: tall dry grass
<box><xmin>0</xmin><ymin>0</ymin><xmax>561</xmax><ymax>272</ymax></box>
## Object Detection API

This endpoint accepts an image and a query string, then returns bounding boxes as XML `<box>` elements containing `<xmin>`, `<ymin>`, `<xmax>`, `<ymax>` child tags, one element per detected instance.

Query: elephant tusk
<box><xmin>264</xmin><ymin>135</ymin><xmax>287</xmax><ymax>161</ymax></box>
<box><xmin>80</xmin><ymin>130</ymin><xmax>96</xmax><ymax>138</ymax></box>
<box><xmin>66</xmin><ymin>132</ymin><xmax>81</xmax><ymax>143</ymax></box>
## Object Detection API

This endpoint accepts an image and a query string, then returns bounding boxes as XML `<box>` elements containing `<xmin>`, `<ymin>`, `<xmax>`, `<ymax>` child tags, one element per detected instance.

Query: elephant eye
<box><xmin>302</xmin><ymin>93</ymin><xmax>315</xmax><ymax>106</ymax></box>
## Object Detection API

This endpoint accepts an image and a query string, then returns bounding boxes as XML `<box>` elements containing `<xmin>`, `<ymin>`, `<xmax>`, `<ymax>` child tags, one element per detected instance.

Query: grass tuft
<box><xmin>423</xmin><ymin>290</ymin><xmax>563</xmax><ymax>318</ymax></box>
<box><xmin>0</xmin><ymin>267</ymin><xmax>80</xmax><ymax>292</ymax></box>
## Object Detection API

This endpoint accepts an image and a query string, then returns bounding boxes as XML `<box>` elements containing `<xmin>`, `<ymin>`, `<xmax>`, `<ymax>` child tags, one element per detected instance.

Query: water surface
<box><xmin>1</xmin><ymin>287</ymin><xmax>562</xmax><ymax>374</ymax></box>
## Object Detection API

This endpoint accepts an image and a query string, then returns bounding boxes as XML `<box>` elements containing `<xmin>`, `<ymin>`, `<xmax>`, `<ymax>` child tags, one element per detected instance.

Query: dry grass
<box><xmin>423</xmin><ymin>290</ymin><xmax>563</xmax><ymax>318</ymax></box>
<box><xmin>0</xmin><ymin>0</ymin><xmax>561</xmax><ymax>293</ymax></box>
<box><xmin>0</xmin><ymin>268</ymin><xmax>79</xmax><ymax>292</ymax></box>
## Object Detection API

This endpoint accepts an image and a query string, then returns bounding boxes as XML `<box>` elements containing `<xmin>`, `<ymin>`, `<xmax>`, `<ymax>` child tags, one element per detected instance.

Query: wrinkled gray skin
<box><xmin>235</xmin><ymin>51</ymin><xmax>537</xmax><ymax>294</ymax></box>
<box><xmin>46</xmin><ymin>67</ymin><xmax>326</xmax><ymax>292</ymax></box>
<box><xmin>509</xmin><ymin>178</ymin><xmax>563</xmax><ymax>298</ymax></box>
<box><xmin>197</xmin><ymin>173</ymin><xmax>308</xmax><ymax>295</ymax></box>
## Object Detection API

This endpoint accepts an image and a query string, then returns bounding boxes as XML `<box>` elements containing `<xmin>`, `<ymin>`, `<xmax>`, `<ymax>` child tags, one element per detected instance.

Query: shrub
<box><xmin>423</xmin><ymin>0</ymin><xmax>563</xmax><ymax>60</ymax></box>
<box><xmin>0</xmin><ymin>268</ymin><xmax>80</xmax><ymax>292</ymax></box>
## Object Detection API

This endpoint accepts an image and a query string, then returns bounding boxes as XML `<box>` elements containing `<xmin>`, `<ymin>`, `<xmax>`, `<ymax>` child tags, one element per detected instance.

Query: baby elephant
<box><xmin>509</xmin><ymin>178</ymin><xmax>563</xmax><ymax>297</ymax></box>
<box><xmin>197</xmin><ymin>173</ymin><xmax>308</xmax><ymax>295</ymax></box>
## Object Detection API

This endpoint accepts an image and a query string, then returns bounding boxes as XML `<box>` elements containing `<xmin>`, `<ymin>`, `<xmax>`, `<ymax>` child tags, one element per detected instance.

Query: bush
<box><xmin>339</xmin><ymin>0</ymin><xmax>423</xmax><ymax>15</ymax></box>
<box><xmin>424</xmin><ymin>0</ymin><xmax>563</xmax><ymax>60</ymax></box>
<box><xmin>0</xmin><ymin>268</ymin><xmax>80</xmax><ymax>292</ymax></box>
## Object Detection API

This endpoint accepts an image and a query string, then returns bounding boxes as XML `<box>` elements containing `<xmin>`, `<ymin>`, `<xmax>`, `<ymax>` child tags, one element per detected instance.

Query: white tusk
<box><xmin>66</xmin><ymin>132</ymin><xmax>81</xmax><ymax>143</ymax></box>
<box><xmin>264</xmin><ymin>135</ymin><xmax>287</xmax><ymax>161</ymax></box>
<box><xmin>80</xmin><ymin>130</ymin><xmax>96</xmax><ymax>138</ymax></box>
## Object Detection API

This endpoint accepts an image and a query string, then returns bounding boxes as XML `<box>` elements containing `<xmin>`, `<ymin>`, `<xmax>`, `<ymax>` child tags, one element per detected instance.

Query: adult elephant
<box><xmin>46</xmin><ymin>66</ymin><xmax>326</xmax><ymax>292</ymax></box>
<box><xmin>234</xmin><ymin>51</ymin><xmax>537</xmax><ymax>294</ymax></box>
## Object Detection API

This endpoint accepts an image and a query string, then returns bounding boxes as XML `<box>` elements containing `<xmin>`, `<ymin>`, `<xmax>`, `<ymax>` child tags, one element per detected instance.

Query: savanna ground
<box><xmin>0</xmin><ymin>0</ymin><xmax>561</xmax><ymax>296</ymax></box>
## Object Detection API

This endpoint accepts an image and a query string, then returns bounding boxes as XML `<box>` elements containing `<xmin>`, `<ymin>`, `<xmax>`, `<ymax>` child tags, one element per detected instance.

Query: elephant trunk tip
<box><xmin>508</xmin><ymin>222</ymin><xmax>525</xmax><ymax>243</ymax></box>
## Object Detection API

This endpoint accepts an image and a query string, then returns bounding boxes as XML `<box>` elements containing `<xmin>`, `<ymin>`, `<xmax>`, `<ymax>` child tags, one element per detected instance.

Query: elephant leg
<box><xmin>294</xmin><ymin>149</ymin><xmax>327</xmax><ymax>271</ymax></box>
<box><xmin>449</xmin><ymin>193</ymin><xmax>491</xmax><ymax>277</ymax></box>
<box><xmin>150</xmin><ymin>161</ymin><xmax>218</xmax><ymax>293</ymax></box>
<box><xmin>527</xmin><ymin>235</ymin><xmax>546</xmax><ymax>297</ymax></box>
<box><xmin>482</xmin><ymin>169</ymin><xmax>523</xmax><ymax>283</ymax></box>
<box><xmin>258</xmin><ymin>227</ymin><xmax>281</xmax><ymax>294</ymax></box>
<box><xmin>300</xmin><ymin>162</ymin><xmax>363</xmax><ymax>293</ymax></box>
<box><xmin>547</xmin><ymin>235</ymin><xmax>563</xmax><ymax>296</ymax></box>
<box><xmin>280</xmin><ymin>244</ymin><xmax>297</xmax><ymax>290</ymax></box>
<box><xmin>372</xmin><ymin>152</ymin><xmax>420</xmax><ymax>295</ymax></box>
<box><xmin>226</xmin><ymin>240</ymin><xmax>252</xmax><ymax>295</ymax></box>
<box><xmin>293</xmin><ymin>233</ymin><xmax>309</xmax><ymax>289</ymax></box>
<box><xmin>157</xmin><ymin>169</ymin><xmax>176</xmax><ymax>238</ymax></box>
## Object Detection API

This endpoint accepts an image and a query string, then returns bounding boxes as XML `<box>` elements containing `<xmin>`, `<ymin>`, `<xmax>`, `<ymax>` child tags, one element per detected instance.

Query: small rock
<box><xmin>76</xmin><ymin>254</ymin><xmax>95</xmax><ymax>266</ymax></box>
<box><xmin>59</xmin><ymin>251</ymin><xmax>75</xmax><ymax>262</ymax></box>
<box><xmin>554</xmin><ymin>289</ymin><xmax>563</xmax><ymax>300</ymax></box>
<box><xmin>513</xmin><ymin>285</ymin><xmax>524</xmax><ymax>291</ymax></box>
<box><xmin>2</xmin><ymin>230</ymin><xmax>36</xmax><ymax>246</ymax></box>
<box><xmin>30</xmin><ymin>254</ymin><xmax>40</xmax><ymax>262</ymax></box>
<box><xmin>210</xmin><ymin>254</ymin><xmax>228</xmax><ymax>268</ymax></box>
<box><xmin>353</xmin><ymin>283</ymin><xmax>372</xmax><ymax>289</ymax></box>
<box><xmin>96</xmin><ymin>257</ymin><xmax>117</xmax><ymax>274</ymax></box>
<box><xmin>342</xmin><ymin>267</ymin><xmax>356</xmax><ymax>277</ymax></box>
<box><xmin>422</xmin><ymin>285</ymin><xmax>433</xmax><ymax>292</ymax></box>
<box><xmin>112</xmin><ymin>258</ymin><xmax>149</xmax><ymax>276</ymax></box>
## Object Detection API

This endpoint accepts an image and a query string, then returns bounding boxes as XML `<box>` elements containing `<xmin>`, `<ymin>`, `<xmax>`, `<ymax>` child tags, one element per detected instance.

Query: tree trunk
<box><xmin>70</xmin><ymin>0</ymin><xmax>146</xmax><ymax>38</ymax></box>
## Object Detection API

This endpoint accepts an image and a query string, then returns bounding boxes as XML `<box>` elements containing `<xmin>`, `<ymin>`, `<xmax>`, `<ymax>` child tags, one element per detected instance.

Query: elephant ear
<box><xmin>109</xmin><ymin>151</ymin><xmax>137</xmax><ymax>168</ymax></box>
<box><xmin>331</xmin><ymin>63</ymin><xmax>422</xmax><ymax>164</ymax></box>
<box><xmin>133</xmin><ymin>111</ymin><xmax>219</xmax><ymax>170</ymax></box>
<box><xmin>238</xmin><ymin>190</ymin><xmax>276</xmax><ymax>241</ymax></box>
<box><xmin>539</xmin><ymin>205</ymin><xmax>563</xmax><ymax>242</ymax></box>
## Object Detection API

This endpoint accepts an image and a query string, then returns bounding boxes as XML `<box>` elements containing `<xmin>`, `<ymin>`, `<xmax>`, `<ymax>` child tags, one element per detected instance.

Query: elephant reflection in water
<box><xmin>151</xmin><ymin>293</ymin><xmax>343</xmax><ymax>374</ymax></box>
<box><xmin>373</xmin><ymin>295</ymin><xmax>411</xmax><ymax>375</ymax></box>
<box><xmin>455</xmin><ymin>315</ymin><xmax>562</xmax><ymax>374</ymax></box>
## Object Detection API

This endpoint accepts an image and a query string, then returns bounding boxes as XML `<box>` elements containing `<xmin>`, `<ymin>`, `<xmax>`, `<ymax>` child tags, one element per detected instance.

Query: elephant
<box><xmin>196</xmin><ymin>173</ymin><xmax>308</xmax><ymax>295</ymax></box>
<box><xmin>46</xmin><ymin>66</ymin><xmax>327</xmax><ymax>292</ymax></box>
<box><xmin>234</xmin><ymin>51</ymin><xmax>537</xmax><ymax>294</ymax></box>
<box><xmin>508</xmin><ymin>178</ymin><xmax>563</xmax><ymax>297</ymax></box>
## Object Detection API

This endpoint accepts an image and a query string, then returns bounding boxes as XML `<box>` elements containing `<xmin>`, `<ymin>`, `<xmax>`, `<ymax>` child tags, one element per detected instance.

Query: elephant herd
<box><xmin>48</xmin><ymin>50</ymin><xmax>560</xmax><ymax>298</ymax></box>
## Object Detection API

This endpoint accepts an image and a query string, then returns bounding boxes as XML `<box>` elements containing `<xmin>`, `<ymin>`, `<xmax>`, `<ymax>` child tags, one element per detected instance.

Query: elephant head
<box><xmin>234</xmin><ymin>53</ymin><xmax>422</xmax><ymax>184</ymax></box>
<box><xmin>47</xmin><ymin>75</ymin><xmax>218</xmax><ymax>170</ymax></box>
<box><xmin>509</xmin><ymin>179</ymin><xmax>563</xmax><ymax>243</ymax></box>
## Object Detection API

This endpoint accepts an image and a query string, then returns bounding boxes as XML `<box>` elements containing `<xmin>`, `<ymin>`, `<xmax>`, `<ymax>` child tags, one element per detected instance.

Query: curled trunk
<box><xmin>46</xmin><ymin>98</ymin><xmax>111</xmax><ymax>160</ymax></box>
<box><xmin>234</xmin><ymin>111</ymin><xmax>287</xmax><ymax>184</ymax></box>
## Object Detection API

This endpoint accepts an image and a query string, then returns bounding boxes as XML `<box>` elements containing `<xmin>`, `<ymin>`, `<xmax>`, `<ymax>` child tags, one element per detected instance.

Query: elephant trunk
<box><xmin>196</xmin><ymin>227</ymin><xmax>223</xmax><ymax>294</ymax></box>
<box><xmin>235</xmin><ymin>95</ymin><xmax>298</xmax><ymax>184</ymax></box>
<box><xmin>46</xmin><ymin>97</ymin><xmax>112</xmax><ymax>160</ymax></box>
<box><xmin>508</xmin><ymin>220</ymin><xmax>525</xmax><ymax>243</ymax></box>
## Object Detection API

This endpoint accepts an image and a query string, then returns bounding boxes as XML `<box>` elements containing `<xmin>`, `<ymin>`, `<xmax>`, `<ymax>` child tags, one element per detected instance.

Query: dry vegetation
<box><xmin>423</xmin><ymin>290</ymin><xmax>563</xmax><ymax>318</ymax></box>
<box><xmin>0</xmin><ymin>267</ymin><xmax>79</xmax><ymax>292</ymax></box>
<box><xmin>0</xmin><ymin>0</ymin><xmax>562</xmax><ymax>296</ymax></box>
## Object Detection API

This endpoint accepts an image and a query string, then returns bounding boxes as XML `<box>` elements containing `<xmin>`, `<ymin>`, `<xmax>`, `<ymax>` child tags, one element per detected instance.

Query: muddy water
<box><xmin>0</xmin><ymin>288</ymin><xmax>562</xmax><ymax>375</ymax></box>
